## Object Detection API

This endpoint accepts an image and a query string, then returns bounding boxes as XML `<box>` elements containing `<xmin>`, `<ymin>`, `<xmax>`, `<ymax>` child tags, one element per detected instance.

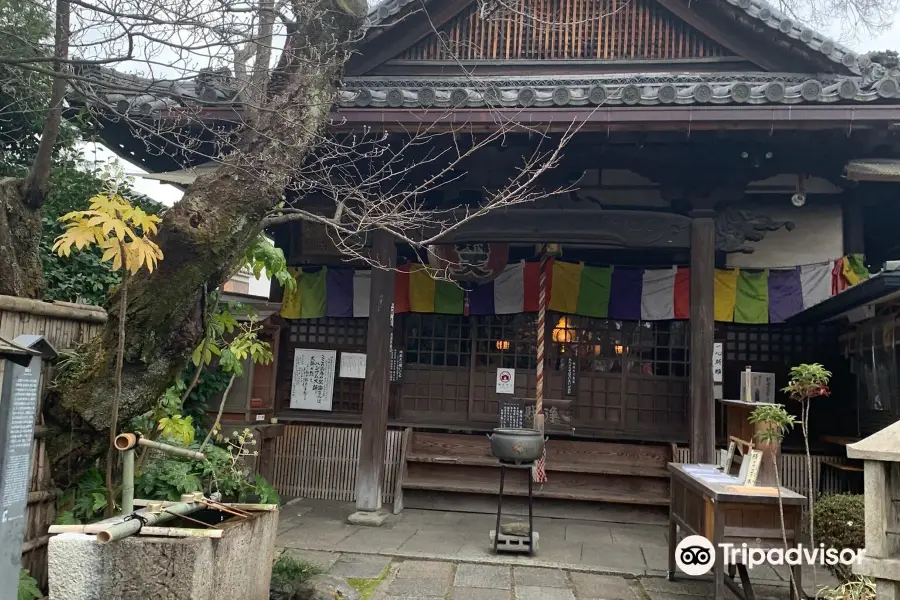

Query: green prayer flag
<box><xmin>576</xmin><ymin>265</ymin><xmax>613</xmax><ymax>318</ymax></box>
<box><xmin>434</xmin><ymin>280</ymin><xmax>464</xmax><ymax>314</ymax></box>
<box><xmin>299</xmin><ymin>267</ymin><xmax>327</xmax><ymax>318</ymax></box>
<box><xmin>848</xmin><ymin>254</ymin><xmax>869</xmax><ymax>282</ymax></box>
<box><xmin>734</xmin><ymin>269</ymin><xmax>769</xmax><ymax>324</ymax></box>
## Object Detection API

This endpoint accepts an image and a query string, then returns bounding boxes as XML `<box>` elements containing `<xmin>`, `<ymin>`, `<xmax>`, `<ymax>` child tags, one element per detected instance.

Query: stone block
<box><xmin>450</xmin><ymin>588</ymin><xmax>513</xmax><ymax>600</ymax></box>
<box><xmin>514</xmin><ymin>586</ymin><xmax>576</xmax><ymax>600</ymax></box>
<box><xmin>49</xmin><ymin>509</ymin><xmax>278</xmax><ymax>600</ymax></box>
<box><xmin>329</xmin><ymin>554</ymin><xmax>392</xmax><ymax>579</ymax></box>
<box><xmin>513</xmin><ymin>567</ymin><xmax>568</xmax><ymax>588</ymax></box>
<box><xmin>569</xmin><ymin>573</ymin><xmax>637</xmax><ymax>599</ymax></box>
<box><xmin>348</xmin><ymin>510</ymin><xmax>391</xmax><ymax>527</ymax></box>
<box><xmin>455</xmin><ymin>564</ymin><xmax>512</xmax><ymax>589</ymax></box>
<box><xmin>394</xmin><ymin>560</ymin><xmax>454</xmax><ymax>580</ymax></box>
<box><xmin>385</xmin><ymin>576</ymin><xmax>450</xmax><ymax>597</ymax></box>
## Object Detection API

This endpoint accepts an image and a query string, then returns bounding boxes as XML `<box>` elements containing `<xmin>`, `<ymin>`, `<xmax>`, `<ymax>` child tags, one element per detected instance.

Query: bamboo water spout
<box><xmin>97</xmin><ymin>500</ymin><xmax>204</xmax><ymax>544</ymax></box>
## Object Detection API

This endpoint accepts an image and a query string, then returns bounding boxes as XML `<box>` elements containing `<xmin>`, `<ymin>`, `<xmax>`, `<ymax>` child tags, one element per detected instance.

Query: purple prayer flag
<box><xmin>326</xmin><ymin>268</ymin><xmax>354</xmax><ymax>317</ymax></box>
<box><xmin>608</xmin><ymin>268</ymin><xmax>643</xmax><ymax>321</ymax></box>
<box><xmin>468</xmin><ymin>281</ymin><xmax>495</xmax><ymax>315</ymax></box>
<box><xmin>768</xmin><ymin>268</ymin><xmax>803</xmax><ymax>323</ymax></box>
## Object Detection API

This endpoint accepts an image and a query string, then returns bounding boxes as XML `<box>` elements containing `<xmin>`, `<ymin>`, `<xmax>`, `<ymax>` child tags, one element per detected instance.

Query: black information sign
<box><xmin>390</xmin><ymin>348</ymin><xmax>404</xmax><ymax>383</ymax></box>
<box><xmin>0</xmin><ymin>336</ymin><xmax>55</xmax><ymax>600</ymax></box>
<box><xmin>564</xmin><ymin>356</ymin><xmax>577</xmax><ymax>396</ymax></box>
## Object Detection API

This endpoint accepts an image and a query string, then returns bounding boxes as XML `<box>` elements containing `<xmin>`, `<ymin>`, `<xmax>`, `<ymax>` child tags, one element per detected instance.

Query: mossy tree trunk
<box><xmin>39</xmin><ymin>0</ymin><xmax>365</xmax><ymax>488</ymax></box>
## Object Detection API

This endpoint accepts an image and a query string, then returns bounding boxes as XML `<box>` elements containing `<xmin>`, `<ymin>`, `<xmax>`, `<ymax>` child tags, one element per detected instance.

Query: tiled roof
<box><xmin>339</xmin><ymin>73</ymin><xmax>900</xmax><ymax>109</ymax></box>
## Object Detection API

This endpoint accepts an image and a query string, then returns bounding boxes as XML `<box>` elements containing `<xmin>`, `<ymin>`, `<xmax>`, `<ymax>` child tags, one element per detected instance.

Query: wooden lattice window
<box><xmin>398</xmin><ymin>0</ymin><xmax>734</xmax><ymax>61</ymax></box>
<box><xmin>288</xmin><ymin>318</ymin><xmax>367</xmax><ymax>347</ymax></box>
<box><xmin>474</xmin><ymin>314</ymin><xmax>538</xmax><ymax>370</ymax></box>
<box><xmin>723</xmin><ymin>324</ymin><xmax>836</xmax><ymax>364</ymax></box>
<box><xmin>282</xmin><ymin>318</ymin><xmax>367</xmax><ymax>414</ymax></box>
<box><xmin>404</xmin><ymin>314</ymin><xmax>471</xmax><ymax>367</ymax></box>
<box><xmin>550</xmin><ymin>315</ymin><xmax>689</xmax><ymax>378</ymax></box>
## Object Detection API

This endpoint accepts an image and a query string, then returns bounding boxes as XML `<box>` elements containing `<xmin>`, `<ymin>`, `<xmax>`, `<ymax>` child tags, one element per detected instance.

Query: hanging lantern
<box><xmin>495</xmin><ymin>340</ymin><xmax>510</xmax><ymax>351</ymax></box>
<box><xmin>552</xmin><ymin>316</ymin><xmax>576</xmax><ymax>343</ymax></box>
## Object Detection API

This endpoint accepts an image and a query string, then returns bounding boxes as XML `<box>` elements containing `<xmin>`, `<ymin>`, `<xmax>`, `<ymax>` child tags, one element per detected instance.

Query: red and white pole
<box><xmin>533</xmin><ymin>252</ymin><xmax>548</xmax><ymax>483</ymax></box>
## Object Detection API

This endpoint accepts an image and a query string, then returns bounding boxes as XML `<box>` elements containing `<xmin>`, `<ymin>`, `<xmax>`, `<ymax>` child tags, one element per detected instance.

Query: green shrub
<box><xmin>814</xmin><ymin>494</ymin><xmax>865</xmax><ymax>583</ymax></box>
<box><xmin>18</xmin><ymin>569</ymin><xmax>41</xmax><ymax>600</ymax></box>
<box><xmin>270</xmin><ymin>553</ymin><xmax>324</xmax><ymax>599</ymax></box>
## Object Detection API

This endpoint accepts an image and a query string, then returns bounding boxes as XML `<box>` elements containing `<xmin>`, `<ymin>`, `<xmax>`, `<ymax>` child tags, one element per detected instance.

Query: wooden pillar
<box><xmin>842</xmin><ymin>192</ymin><xmax>865</xmax><ymax>255</ymax></box>
<box><xmin>355</xmin><ymin>230</ymin><xmax>396</xmax><ymax>512</ymax></box>
<box><xmin>690</xmin><ymin>212</ymin><xmax>716</xmax><ymax>464</ymax></box>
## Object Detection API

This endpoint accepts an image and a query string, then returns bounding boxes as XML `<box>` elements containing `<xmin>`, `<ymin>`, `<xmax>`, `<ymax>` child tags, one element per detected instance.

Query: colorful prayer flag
<box><xmin>734</xmin><ymin>269</ymin><xmax>769</xmax><ymax>324</ymax></box>
<box><xmin>495</xmin><ymin>261</ymin><xmax>525</xmax><ymax>314</ymax></box>
<box><xmin>280</xmin><ymin>267</ymin><xmax>302</xmax><ymax>319</ymax></box>
<box><xmin>608</xmin><ymin>268</ymin><xmax>643</xmax><ymax>321</ymax></box>
<box><xmin>298</xmin><ymin>267</ymin><xmax>327</xmax><ymax>319</ymax></box>
<box><xmin>434</xmin><ymin>280</ymin><xmax>464</xmax><ymax>314</ymax></box>
<box><xmin>352</xmin><ymin>271</ymin><xmax>371</xmax><ymax>317</ymax></box>
<box><xmin>768</xmin><ymin>268</ymin><xmax>802</xmax><ymax>323</ymax></box>
<box><xmin>641</xmin><ymin>268</ymin><xmax>677</xmax><ymax>321</ymax></box>
<box><xmin>326</xmin><ymin>269</ymin><xmax>353</xmax><ymax>317</ymax></box>
<box><xmin>576</xmin><ymin>265</ymin><xmax>613</xmax><ymax>318</ymax></box>
<box><xmin>800</xmin><ymin>262</ymin><xmax>832</xmax><ymax>309</ymax></box>
<box><xmin>674</xmin><ymin>267</ymin><xmax>690</xmax><ymax>319</ymax></box>
<box><xmin>548</xmin><ymin>260</ymin><xmax>582</xmax><ymax>314</ymax></box>
<box><xmin>409</xmin><ymin>264</ymin><xmax>436</xmax><ymax>313</ymax></box>
<box><xmin>714</xmin><ymin>269</ymin><xmax>739</xmax><ymax>322</ymax></box>
<box><xmin>394</xmin><ymin>263</ymin><xmax>411</xmax><ymax>314</ymax></box>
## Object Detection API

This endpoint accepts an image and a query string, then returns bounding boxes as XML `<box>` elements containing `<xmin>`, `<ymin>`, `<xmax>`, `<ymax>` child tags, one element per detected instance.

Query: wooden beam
<box><xmin>346</xmin><ymin>0</ymin><xmax>473</xmax><ymax>76</ymax></box>
<box><xmin>355</xmin><ymin>230</ymin><xmax>397</xmax><ymax>512</ymax></box>
<box><xmin>651</xmin><ymin>0</ymin><xmax>790</xmax><ymax>72</ymax></box>
<box><xmin>689</xmin><ymin>211</ymin><xmax>716</xmax><ymax>464</ymax></box>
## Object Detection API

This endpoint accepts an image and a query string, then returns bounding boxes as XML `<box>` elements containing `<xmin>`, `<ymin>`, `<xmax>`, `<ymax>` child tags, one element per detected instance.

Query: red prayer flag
<box><xmin>674</xmin><ymin>267</ymin><xmax>691</xmax><ymax>319</ymax></box>
<box><xmin>394</xmin><ymin>262</ymin><xmax>411</xmax><ymax>314</ymax></box>
<box><xmin>524</xmin><ymin>258</ymin><xmax>554</xmax><ymax>312</ymax></box>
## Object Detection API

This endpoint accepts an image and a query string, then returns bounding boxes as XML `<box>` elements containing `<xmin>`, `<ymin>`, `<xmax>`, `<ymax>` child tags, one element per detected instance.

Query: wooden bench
<box><xmin>395</xmin><ymin>429</ymin><xmax>674</xmax><ymax>513</ymax></box>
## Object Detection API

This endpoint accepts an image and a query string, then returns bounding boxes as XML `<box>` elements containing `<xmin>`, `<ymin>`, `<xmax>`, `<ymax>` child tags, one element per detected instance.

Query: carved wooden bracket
<box><xmin>714</xmin><ymin>208</ymin><xmax>795</xmax><ymax>253</ymax></box>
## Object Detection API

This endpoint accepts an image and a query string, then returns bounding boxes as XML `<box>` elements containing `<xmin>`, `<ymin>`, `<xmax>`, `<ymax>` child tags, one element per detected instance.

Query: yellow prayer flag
<box><xmin>279</xmin><ymin>268</ymin><xmax>302</xmax><ymax>319</ymax></box>
<box><xmin>714</xmin><ymin>269</ymin><xmax>739</xmax><ymax>322</ymax></box>
<box><xmin>548</xmin><ymin>260</ymin><xmax>583</xmax><ymax>315</ymax></box>
<box><xmin>409</xmin><ymin>264</ymin><xmax>437</xmax><ymax>312</ymax></box>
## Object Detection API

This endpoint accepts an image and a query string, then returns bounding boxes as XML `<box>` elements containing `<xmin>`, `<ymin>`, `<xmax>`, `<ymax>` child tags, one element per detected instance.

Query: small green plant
<box><xmin>749</xmin><ymin>404</ymin><xmax>799</xmax><ymax>599</ymax></box>
<box><xmin>135</xmin><ymin>429</ymin><xmax>279</xmax><ymax>504</ymax></box>
<box><xmin>821</xmin><ymin>577</ymin><xmax>876</xmax><ymax>600</ymax></box>
<box><xmin>18</xmin><ymin>569</ymin><xmax>41</xmax><ymax>600</ymax></box>
<box><xmin>56</xmin><ymin>467</ymin><xmax>109</xmax><ymax>523</ymax></box>
<box><xmin>783</xmin><ymin>362</ymin><xmax>832</xmax><ymax>592</ymax></box>
<box><xmin>271</xmin><ymin>552</ymin><xmax>325</xmax><ymax>588</ymax></box>
<box><xmin>814</xmin><ymin>494</ymin><xmax>865</xmax><ymax>583</ymax></box>
<box><xmin>347</xmin><ymin>564</ymin><xmax>391</xmax><ymax>600</ymax></box>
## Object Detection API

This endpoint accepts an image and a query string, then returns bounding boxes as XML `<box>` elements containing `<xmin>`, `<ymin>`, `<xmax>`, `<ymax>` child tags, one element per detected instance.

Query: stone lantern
<box><xmin>847</xmin><ymin>423</ymin><xmax>900</xmax><ymax>600</ymax></box>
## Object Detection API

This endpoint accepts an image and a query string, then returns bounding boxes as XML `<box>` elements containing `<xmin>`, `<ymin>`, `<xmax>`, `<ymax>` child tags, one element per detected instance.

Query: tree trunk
<box><xmin>0</xmin><ymin>178</ymin><xmax>45</xmax><ymax>298</ymax></box>
<box><xmin>42</xmin><ymin>0</ymin><xmax>365</xmax><ymax>488</ymax></box>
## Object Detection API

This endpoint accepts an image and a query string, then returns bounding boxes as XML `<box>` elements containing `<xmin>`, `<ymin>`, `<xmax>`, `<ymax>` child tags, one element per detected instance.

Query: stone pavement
<box><xmin>276</xmin><ymin>498</ymin><xmax>840</xmax><ymax>599</ymax></box>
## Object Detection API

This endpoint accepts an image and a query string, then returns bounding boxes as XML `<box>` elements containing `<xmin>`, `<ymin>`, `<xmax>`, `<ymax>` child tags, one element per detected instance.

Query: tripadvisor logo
<box><xmin>675</xmin><ymin>536</ymin><xmax>716</xmax><ymax>576</ymax></box>
<box><xmin>675</xmin><ymin>535</ymin><xmax>863</xmax><ymax>576</ymax></box>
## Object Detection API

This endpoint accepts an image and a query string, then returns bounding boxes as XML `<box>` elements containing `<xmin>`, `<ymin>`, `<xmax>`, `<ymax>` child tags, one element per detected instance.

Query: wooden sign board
<box><xmin>740</xmin><ymin>450</ymin><xmax>763</xmax><ymax>486</ymax></box>
<box><xmin>740</xmin><ymin>371</ymin><xmax>776</xmax><ymax>404</ymax></box>
<box><xmin>289</xmin><ymin>349</ymin><xmax>336</xmax><ymax>411</ymax></box>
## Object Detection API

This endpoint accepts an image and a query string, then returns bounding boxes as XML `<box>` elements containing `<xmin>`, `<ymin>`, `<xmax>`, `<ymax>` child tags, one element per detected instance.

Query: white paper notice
<box><xmin>713</xmin><ymin>342</ymin><xmax>723</xmax><ymax>383</ymax></box>
<box><xmin>289</xmin><ymin>349</ymin><xmax>336</xmax><ymax>411</ymax></box>
<box><xmin>496</xmin><ymin>368</ymin><xmax>515</xmax><ymax>394</ymax></box>
<box><xmin>340</xmin><ymin>352</ymin><xmax>367</xmax><ymax>379</ymax></box>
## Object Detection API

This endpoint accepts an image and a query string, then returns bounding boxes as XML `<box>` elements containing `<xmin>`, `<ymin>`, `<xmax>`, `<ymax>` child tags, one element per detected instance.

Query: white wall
<box><xmin>725</xmin><ymin>199</ymin><xmax>844</xmax><ymax>269</ymax></box>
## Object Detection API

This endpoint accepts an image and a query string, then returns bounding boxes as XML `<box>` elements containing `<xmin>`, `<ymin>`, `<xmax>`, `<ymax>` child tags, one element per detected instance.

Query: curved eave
<box><xmin>340</xmin><ymin>73</ymin><xmax>900</xmax><ymax>109</ymax></box>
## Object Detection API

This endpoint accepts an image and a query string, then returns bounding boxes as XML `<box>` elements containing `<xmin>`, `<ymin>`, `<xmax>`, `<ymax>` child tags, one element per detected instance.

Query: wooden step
<box><xmin>405</xmin><ymin>452</ymin><xmax>669</xmax><ymax>477</ymax></box>
<box><xmin>402</xmin><ymin>476</ymin><xmax>669</xmax><ymax>506</ymax></box>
